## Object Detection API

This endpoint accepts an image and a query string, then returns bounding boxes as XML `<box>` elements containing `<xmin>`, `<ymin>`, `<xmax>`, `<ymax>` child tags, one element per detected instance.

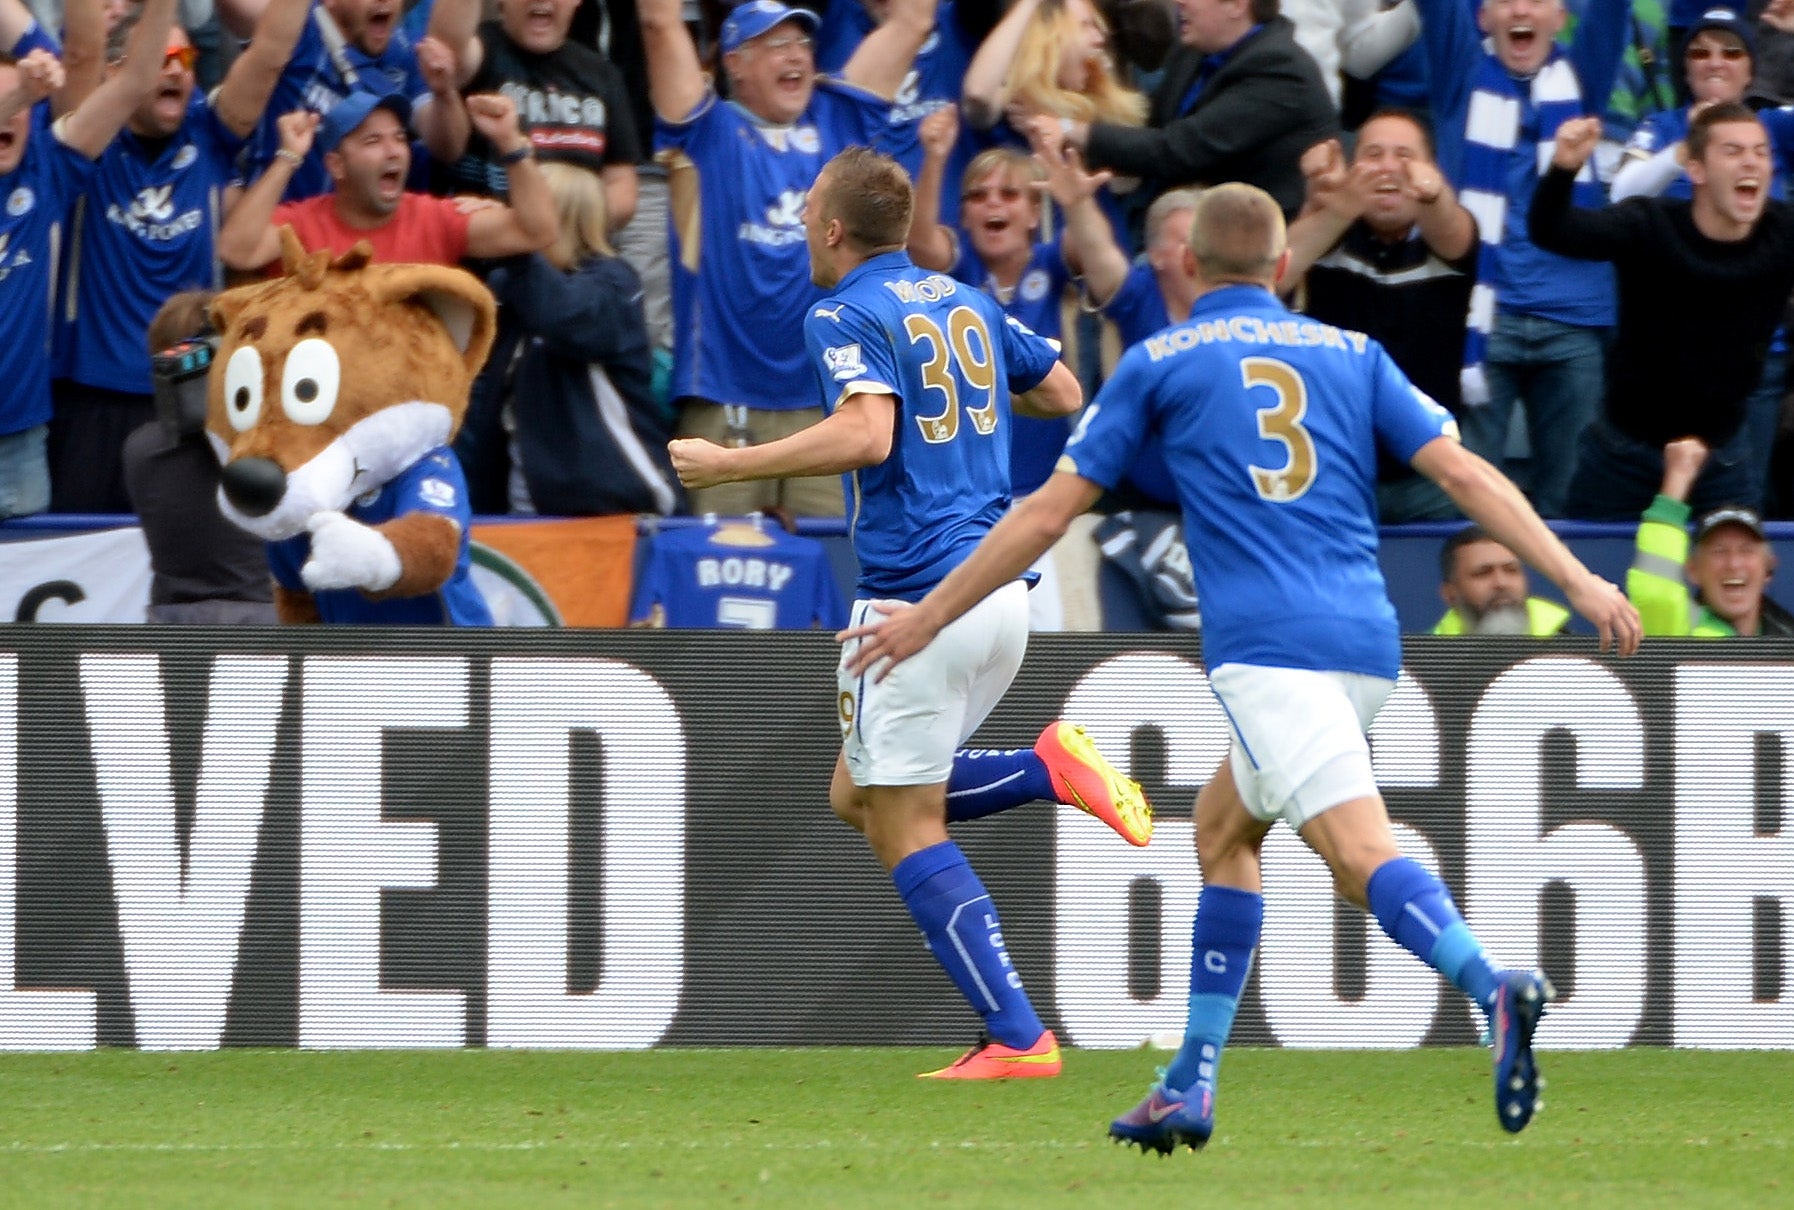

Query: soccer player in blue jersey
<box><xmin>842</xmin><ymin>182</ymin><xmax>1644</xmax><ymax>1136</ymax></box>
<box><xmin>671</xmin><ymin>147</ymin><xmax>1150</xmax><ymax>1079</ymax></box>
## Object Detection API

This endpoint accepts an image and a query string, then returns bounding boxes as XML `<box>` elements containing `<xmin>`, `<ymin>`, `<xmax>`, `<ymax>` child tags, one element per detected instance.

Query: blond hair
<box><xmin>540</xmin><ymin>161</ymin><xmax>614</xmax><ymax>270</ymax></box>
<box><xmin>1006</xmin><ymin>0</ymin><xmax>1147</xmax><ymax>127</ymax></box>
<box><xmin>959</xmin><ymin>147</ymin><xmax>1045</xmax><ymax>200</ymax></box>
<box><xmin>1189</xmin><ymin>183</ymin><xmax>1285</xmax><ymax>283</ymax></box>
<box><xmin>818</xmin><ymin>146</ymin><xmax>915</xmax><ymax>250</ymax></box>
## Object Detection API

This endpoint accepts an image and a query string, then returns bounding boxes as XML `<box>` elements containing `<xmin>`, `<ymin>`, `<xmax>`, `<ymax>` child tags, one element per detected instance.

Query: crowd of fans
<box><xmin>4</xmin><ymin>0</ymin><xmax>1794</xmax><ymax>617</ymax></box>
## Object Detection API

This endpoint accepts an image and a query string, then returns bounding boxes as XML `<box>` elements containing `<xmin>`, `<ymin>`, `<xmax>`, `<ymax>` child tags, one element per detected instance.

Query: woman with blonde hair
<box><xmin>539</xmin><ymin>158</ymin><xmax>618</xmax><ymax>268</ymax></box>
<box><xmin>458</xmin><ymin>161</ymin><xmax>683</xmax><ymax>518</ymax></box>
<box><xmin>962</xmin><ymin>0</ymin><xmax>1147</xmax><ymax>132</ymax></box>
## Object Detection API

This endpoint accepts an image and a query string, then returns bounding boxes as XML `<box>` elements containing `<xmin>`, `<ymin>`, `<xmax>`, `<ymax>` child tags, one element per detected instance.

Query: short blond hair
<box><xmin>1189</xmin><ymin>183</ymin><xmax>1285</xmax><ymax>283</ymax></box>
<box><xmin>540</xmin><ymin>161</ymin><xmax>613</xmax><ymax>270</ymax></box>
<box><xmin>817</xmin><ymin>146</ymin><xmax>914</xmax><ymax>250</ymax></box>
<box><xmin>959</xmin><ymin>147</ymin><xmax>1045</xmax><ymax>200</ymax></box>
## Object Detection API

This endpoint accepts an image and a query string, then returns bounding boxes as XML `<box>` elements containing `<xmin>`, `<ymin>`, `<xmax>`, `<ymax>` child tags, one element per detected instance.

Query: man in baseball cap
<box><xmin>218</xmin><ymin>90</ymin><xmax>557</xmax><ymax>272</ymax></box>
<box><xmin>317</xmin><ymin>89</ymin><xmax>414</xmax><ymax>155</ymax></box>
<box><xmin>1629</xmin><ymin>437</ymin><xmax>1794</xmax><ymax>635</ymax></box>
<box><xmin>720</xmin><ymin>0</ymin><xmax>822</xmax><ymax>54</ymax></box>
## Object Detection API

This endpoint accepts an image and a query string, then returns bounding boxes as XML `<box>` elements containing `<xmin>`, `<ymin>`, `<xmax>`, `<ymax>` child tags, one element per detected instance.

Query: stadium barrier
<box><xmin>0</xmin><ymin>628</ymin><xmax>1787</xmax><ymax>1051</ymax></box>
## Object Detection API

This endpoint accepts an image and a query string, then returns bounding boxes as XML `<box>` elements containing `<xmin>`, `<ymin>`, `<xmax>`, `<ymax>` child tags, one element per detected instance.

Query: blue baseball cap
<box><xmin>720</xmin><ymin>0</ymin><xmax>820</xmax><ymax>55</ymax></box>
<box><xmin>1682</xmin><ymin>8</ymin><xmax>1756</xmax><ymax>61</ymax></box>
<box><xmin>320</xmin><ymin>90</ymin><xmax>412</xmax><ymax>153</ymax></box>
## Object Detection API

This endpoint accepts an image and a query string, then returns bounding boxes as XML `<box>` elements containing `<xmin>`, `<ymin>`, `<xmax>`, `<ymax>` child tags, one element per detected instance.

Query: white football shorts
<box><xmin>1207</xmin><ymin>662</ymin><xmax>1396</xmax><ymax>830</ymax></box>
<box><xmin>837</xmin><ymin>579</ymin><xmax>1030</xmax><ymax>787</ymax></box>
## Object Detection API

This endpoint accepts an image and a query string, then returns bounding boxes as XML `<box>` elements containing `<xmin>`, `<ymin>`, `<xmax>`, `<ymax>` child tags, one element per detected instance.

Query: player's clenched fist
<box><xmin>668</xmin><ymin>437</ymin><xmax>736</xmax><ymax>489</ymax></box>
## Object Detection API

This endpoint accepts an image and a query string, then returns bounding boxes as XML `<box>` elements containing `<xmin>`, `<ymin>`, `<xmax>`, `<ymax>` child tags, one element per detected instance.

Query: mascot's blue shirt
<box><xmin>267</xmin><ymin>447</ymin><xmax>493</xmax><ymax>626</ymax></box>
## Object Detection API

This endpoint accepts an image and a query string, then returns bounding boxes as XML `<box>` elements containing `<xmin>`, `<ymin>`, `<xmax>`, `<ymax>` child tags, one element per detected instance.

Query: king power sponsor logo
<box><xmin>738</xmin><ymin>189</ymin><xmax>807</xmax><ymax>247</ymax></box>
<box><xmin>106</xmin><ymin>185</ymin><xmax>203</xmax><ymax>241</ymax></box>
<box><xmin>0</xmin><ymin>637</ymin><xmax>1788</xmax><ymax>1050</ymax></box>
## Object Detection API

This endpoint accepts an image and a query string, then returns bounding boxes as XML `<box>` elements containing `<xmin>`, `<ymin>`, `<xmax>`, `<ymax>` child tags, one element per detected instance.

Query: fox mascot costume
<box><xmin>206</xmin><ymin>229</ymin><xmax>497</xmax><ymax>624</ymax></box>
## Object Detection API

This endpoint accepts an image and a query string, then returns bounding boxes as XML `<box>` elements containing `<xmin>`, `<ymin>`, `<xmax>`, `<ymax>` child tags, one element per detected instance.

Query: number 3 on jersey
<box><xmin>1243</xmin><ymin>356</ymin><xmax>1317</xmax><ymax>502</ymax></box>
<box><xmin>904</xmin><ymin>306</ymin><xmax>1001</xmax><ymax>443</ymax></box>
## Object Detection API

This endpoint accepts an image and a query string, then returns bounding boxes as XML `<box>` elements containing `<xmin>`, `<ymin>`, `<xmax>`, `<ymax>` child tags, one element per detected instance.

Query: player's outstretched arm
<box><xmin>841</xmin><ymin>470</ymin><xmax>1102</xmax><ymax>677</ymax></box>
<box><xmin>670</xmin><ymin>391</ymin><xmax>896</xmax><ymax>487</ymax></box>
<box><xmin>1412</xmin><ymin>436</ymin><xmax>1643</xmax><ymax>654</ymax></box>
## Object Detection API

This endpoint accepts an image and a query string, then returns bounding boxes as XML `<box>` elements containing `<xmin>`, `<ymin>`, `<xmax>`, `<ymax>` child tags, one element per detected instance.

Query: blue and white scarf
<box><xmin>1456</xmin><ymin>44</ymin><xmax>1602</xmax><ymax>405</ymax></box>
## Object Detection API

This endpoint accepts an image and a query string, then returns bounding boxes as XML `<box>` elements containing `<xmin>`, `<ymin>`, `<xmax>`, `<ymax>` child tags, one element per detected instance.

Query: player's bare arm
<box><xmin>1412</xmin><ymin>436</ymin><xmax>1643</xmax><ymax>654</ymax></box>
<box><xmin>670</xmin><ymin>391</ymin><xmax>896</xmax><ymax>487</ymax></box>
<box><xmin>841</xmin><ymin>470</ymin><xmax>1102</xmax><ymax>677</ymax></box>
<box><xmin>1010</xmin><ymin>360</ymin><xmax>1082</xmax><ymax>419</ymax></box>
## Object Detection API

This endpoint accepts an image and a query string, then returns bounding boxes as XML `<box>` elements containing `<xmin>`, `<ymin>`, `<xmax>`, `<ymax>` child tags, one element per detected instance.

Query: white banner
<box><xmin>0</xmin><ymin>528</ymin><xmax>152</xmax><ymax>623</ymax></box>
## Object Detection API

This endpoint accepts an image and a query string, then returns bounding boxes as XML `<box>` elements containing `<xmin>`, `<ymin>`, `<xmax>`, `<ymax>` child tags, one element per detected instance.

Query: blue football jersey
<box><xmin>60</xmin><ymin>96</ymin><xmax>242</xmax><ymax>395</ymax></box>
<box><xmin>816</xmin><ymin>1</ymin><xmax>979</xmax><ymax>189</ymax></box>
<box><xmin>656</xmin><ymin>78</ymin><xmax>887</xmax><ymax>411</ymax></box>
<box><xmin>245</xmin><ymin>0</ymin><xmax>430</xmax><ymax>201</ymax></box>
<box><xmin>806</xmin><ymin>249</ymin><xmax>1061</xmax><ymax>600</ymax></box>
<box><xmin>949</xmin><ymin>238</ymin><xmax>1073</xmax><ymax>495</ymax></box>
<box><xmin>8</xmin><ymin>19</ymin><xmax>59</xmax><ymax>56</ymax></box>
<box><xmin>629</xmin><ymin>524</ymin><xmax>848</xmax><ymax>629</ymax></box>
<box><xmin>1062</xmin><ymin>285</ymin><xmax>1456</xmax><ymax>678</ymax></box>
<box><xmin>0</xmin><ymin>113</ymin><xmax>93</xmax><ymax>436</ymax></box>
<box><xmin>1103</xmin><ymin>260</ymin><xmax>1172</xmax><ymax>347</ymax></box>
<box><xmin>267</xmin><ymin>448</ymin><xmax>492</xmax><ymax>625</ymax></box>
<box><xmin>1101</xmin><ymin>261</ymin><xmax>1176</xmax><ymax>504</ymax></box>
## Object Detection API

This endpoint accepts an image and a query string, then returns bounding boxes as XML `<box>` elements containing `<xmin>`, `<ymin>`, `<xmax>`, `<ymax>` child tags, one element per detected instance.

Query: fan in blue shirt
<box><xmin>843</xmin><ymin>182</ymin><xmax>1642</xmax><ymax>1142</ymax></box>
<box><xmin>47</xmin><ymin>0</ymin><xmax>310</xmax><ymax>513</ymax></box>
<box><xmin>0</xmin><ymin>0</ymin><xmax>183</xmax><ymax>516</ymax></box>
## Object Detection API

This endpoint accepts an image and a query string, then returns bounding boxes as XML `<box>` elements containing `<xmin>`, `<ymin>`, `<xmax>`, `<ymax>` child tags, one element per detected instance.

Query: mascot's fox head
<box><xmin>205</xmin><ymin>227</ymin><xmax>496</xmax><ymax>541</ymax></box>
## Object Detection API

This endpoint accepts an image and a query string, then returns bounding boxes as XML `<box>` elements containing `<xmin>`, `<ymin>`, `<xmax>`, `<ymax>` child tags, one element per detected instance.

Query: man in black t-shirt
<box><xmin>1284</xmin><ymin>110</ymin><xmax>1481</xmax><ymax>522</ymax></box>
<box><xmin>1533</xmin><ymin>102</ymin><xmax>1794</xmax><ymax>519</ymax></box>
<box><xmin>429</xmin><ymin>0</ymin><xmax>641</xmax><ymax>232</ymax></box>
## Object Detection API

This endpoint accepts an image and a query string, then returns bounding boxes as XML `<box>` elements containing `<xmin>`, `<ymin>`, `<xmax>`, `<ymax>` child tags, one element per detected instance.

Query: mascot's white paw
<box><xmin>301</xmin><ymin>510</ymin><xmax>403</xmax><ymax>592</ymax></box>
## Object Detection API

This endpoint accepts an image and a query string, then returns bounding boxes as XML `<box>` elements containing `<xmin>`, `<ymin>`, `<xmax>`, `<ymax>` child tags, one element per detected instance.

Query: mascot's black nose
<box><xmin>221</xmin><ymin>457</ymin><xmax>287</xmax><ymax>517</ymax></box>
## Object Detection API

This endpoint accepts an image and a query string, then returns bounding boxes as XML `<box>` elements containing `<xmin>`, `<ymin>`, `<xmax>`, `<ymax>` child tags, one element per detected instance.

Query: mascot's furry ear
<box><xmin>368</xmin><ymin>264</ymin><xmax>498</xmax><ymax>379</ymax></box>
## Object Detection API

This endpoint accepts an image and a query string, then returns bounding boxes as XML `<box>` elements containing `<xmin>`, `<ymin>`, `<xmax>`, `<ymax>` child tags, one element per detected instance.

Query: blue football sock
<box><xmin>1366</xmin><ymin>856</ymin><xmax>1501</xmax><ymax>1009</ymax></box>
<box><xmin>1164</xmin><ymin>885</ymin><xmax>1263</xmax><ymax>1093</ymax></box>
<box><xmin>891</xmin><ymin>840</ymin><xmax>1045</xmax><ymax>1049</ymax></box>
<box><xmin>945</xmin><ymin>748</ymin><xmax>1056</xmax><ymax>822</ymax></box>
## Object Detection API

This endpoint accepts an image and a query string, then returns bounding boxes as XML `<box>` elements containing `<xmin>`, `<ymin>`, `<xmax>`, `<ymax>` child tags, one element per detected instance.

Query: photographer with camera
<box><xmin>121</xmin><ymin>291</ymin><xmax>277</xmax><ymax>625</ymax></box>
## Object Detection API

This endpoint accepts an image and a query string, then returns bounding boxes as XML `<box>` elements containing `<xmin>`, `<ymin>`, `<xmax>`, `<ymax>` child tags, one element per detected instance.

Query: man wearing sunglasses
<box><xmin>44</xmin><ymin>0</ymin><xmax>308</xmax><ymax>514</ymax></box>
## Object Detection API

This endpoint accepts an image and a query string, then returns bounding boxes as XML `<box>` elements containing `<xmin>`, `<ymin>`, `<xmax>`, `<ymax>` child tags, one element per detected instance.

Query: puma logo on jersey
<box><xmin>812</xmin><ymin>304</ymin><xmax>847</xmax><ymax>323</ymax></box>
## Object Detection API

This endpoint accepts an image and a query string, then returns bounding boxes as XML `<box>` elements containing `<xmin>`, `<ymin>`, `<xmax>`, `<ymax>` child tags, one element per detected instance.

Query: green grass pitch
<box><xmin>1</xmin><ymin>1048</ymin><xmax>1788</xmax><ymax>1208</ymax></box>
